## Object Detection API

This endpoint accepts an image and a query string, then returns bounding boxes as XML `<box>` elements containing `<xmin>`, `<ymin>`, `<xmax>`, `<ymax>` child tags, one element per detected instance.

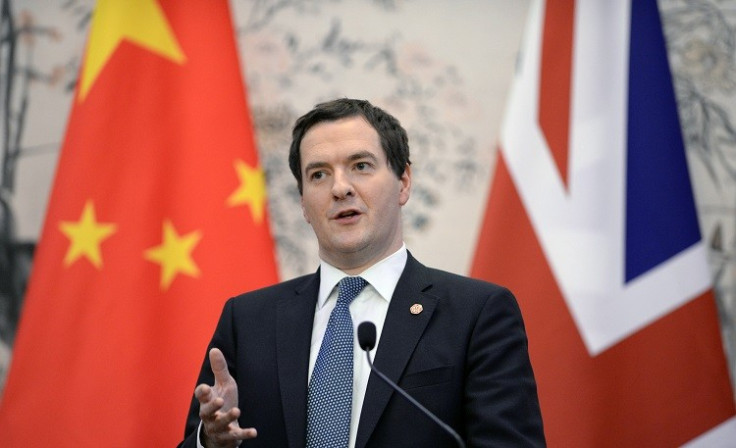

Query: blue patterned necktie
<box><xmin>306</xmin><ymin>276</ymin><xmax>368</xmax><ymax>448</ymax></box>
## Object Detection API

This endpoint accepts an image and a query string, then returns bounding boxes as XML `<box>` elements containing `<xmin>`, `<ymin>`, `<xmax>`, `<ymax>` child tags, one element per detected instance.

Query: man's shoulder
<box><xmin>408</xmin><ymin>255</ymin><xmax>510</xmax><ymax>296</ymax></box>
<box><xmin>232</xmin><ymin>272</ymin><xmax>316</xmax><ymax>298</ymax></box>
<box><xmin>403</xmin><ymin>260</ymin><xmax>524</xmax><ymax>331</ymax></box>
<box><xmin>428</xmin><ymin>266</ymin><xmax>511</xmax><ymax>296</ymax></box>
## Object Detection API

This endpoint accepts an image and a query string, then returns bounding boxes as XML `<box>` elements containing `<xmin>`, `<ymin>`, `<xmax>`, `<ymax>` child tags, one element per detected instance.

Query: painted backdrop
<box><xmin>1</xmin><ymin>0</ymin><xmax>735</xmax><ymax>407</ymax></box>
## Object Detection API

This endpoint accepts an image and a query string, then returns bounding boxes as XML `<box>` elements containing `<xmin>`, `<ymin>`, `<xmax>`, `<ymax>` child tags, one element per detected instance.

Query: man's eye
<box><xmin>355</xmin><ymin>162</ymin><xmax>369</xmax><ymax>171</ymax></box>
<box><xmin>310</xmin><ymin>171</ymin><xmax>324</xmax><ymax>180</ymax></box>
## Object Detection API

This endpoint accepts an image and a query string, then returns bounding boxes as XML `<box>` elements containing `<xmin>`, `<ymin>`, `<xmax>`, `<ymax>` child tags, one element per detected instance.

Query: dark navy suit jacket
<box><xmin>179</xmin><ymin>253</ymin><xmax>545</xmax><ymax>447</ymax></box>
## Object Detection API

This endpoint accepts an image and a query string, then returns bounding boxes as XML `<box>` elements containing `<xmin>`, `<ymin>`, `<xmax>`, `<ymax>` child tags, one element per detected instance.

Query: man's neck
<box><xmin>321</xmin><ymin>243</ymin><xmax>405</xmax><ymax>275</ymax></box>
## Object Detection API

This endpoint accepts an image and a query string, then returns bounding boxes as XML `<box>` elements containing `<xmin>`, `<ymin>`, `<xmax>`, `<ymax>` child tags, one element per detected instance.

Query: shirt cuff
<box><xmin>196</xmin><ymin>421</ymin><xmax>206</xmax><ymax>448</ymax></box>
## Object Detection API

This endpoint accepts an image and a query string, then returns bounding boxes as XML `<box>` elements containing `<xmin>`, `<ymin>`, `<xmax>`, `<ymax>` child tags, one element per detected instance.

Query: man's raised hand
<box><xmin>194</xmin><ymin>348</ymin><xmax>257</xmax><ymax>448</ymax></box>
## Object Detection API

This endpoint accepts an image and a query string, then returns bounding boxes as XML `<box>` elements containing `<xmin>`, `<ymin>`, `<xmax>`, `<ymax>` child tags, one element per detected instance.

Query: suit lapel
<box><xmin>355</xmin><ymin>255</ymin><xmax>437</xmax><ymax>448</ymax></box>
<box><xmin>277</xmin><ymin>272</ymin><xmax>319</xmax><ymax>448</ymax></box>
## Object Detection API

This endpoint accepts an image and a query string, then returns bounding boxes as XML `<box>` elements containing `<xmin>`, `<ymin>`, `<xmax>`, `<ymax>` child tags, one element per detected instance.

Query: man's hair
<box><xmin>288</xmin><ymin>98</ymin><xmax>411</xmax><ymax>195</ymax></box>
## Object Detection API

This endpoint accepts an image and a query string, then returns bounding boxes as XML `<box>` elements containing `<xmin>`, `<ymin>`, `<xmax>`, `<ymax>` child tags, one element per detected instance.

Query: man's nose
<box><xmin>331</xmin><ymin>170</ymin><xmax>354</xmax><ymax>199</ymax></box>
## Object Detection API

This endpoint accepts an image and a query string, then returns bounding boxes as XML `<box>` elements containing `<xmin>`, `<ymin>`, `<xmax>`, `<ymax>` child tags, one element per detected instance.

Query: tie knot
<box><xmin>336</xmin><ymin>276</ymin><xmax>367</xmax><ymax>306</ymax></box>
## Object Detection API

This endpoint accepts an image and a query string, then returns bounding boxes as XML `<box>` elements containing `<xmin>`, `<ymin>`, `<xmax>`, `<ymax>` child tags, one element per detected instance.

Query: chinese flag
<box><xmin>472</xmin><ymin>0</ymin><xmax>736</xmax><ymax>446</ymax></box>
<box><xmin>0</xmin><ymin>0</ymin><xmax>279</xmax><ymax>445</ymax></box>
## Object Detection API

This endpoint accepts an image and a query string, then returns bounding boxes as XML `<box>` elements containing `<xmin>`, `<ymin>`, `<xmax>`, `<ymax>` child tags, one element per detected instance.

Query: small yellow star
<box><xmin>227</xmin><ymin>159</ymin><xmax>267</xmax><ymax>224</ymax></box>
<box><xmin>59</xmin><ymin>200</ymin><xmax>117</xmax><ymax>269</ymax></box>
<box><xmin>79</xmin><ymin>0</ymin><xmax>186</xmax><ymax>100</ymax></box>
<box><xmin>144</xmin><ymin>220</ymin><xmax>202</xmax><ymax>290</ymax></box>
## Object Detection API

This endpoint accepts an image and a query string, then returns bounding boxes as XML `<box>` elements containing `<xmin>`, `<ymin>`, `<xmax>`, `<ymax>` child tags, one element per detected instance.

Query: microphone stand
<box><xmin>363</xmin><ymin>349</ymin><xmax>467</xmax><ymax>448</ymax></box>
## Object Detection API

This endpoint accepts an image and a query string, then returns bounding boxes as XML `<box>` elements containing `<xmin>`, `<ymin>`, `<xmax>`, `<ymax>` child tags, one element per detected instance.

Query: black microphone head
<box><xmin>358</xmin><ymin>321</ymin><xmax>377</xmax><ymax>351</ymax></box>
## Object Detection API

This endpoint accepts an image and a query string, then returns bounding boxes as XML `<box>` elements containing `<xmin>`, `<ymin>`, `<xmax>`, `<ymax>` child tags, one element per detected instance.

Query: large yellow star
<box><xmin>227</xmin><ymin>159</ymin><xmax>267</xmax><ymax>224</ymax></box>
<box><xmin>144</xmin><ymin>220</ymin><xmax>202</xmax><ymax>290</ymax></box>
<box><xmin>78</xmin><ymin>0</ymin><xmax>186</xmax><ymax>100</ymax></box>
<box><xmin>59</xmin><ymin>200</ymin><xmax>117</xmax><ymax>269</ymax></box>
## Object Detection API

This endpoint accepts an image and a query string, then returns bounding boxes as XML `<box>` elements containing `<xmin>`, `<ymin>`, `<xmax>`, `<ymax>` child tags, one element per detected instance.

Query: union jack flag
<box><xmin>472</xmin><ymin>0</ymin><xmax>736</xmax><ymax>445</ymax></box>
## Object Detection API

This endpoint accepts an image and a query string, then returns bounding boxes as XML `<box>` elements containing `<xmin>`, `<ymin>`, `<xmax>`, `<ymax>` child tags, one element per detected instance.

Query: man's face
<box><xmin>299</xmin><ymin>116</ymin><xmax>411</xmax><ymax>273</ymax></box>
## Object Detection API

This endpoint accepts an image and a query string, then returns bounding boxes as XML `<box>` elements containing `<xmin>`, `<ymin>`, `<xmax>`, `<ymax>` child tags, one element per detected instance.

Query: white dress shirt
<box><xmin>309</xmin><ymin>245</ymin><xmax>407</xmax><ymax>448</ymax></box>
<box><xmin>197</xmin><ymin>245</ymin><xmax>408</xmax><ymax>448</ymax></box>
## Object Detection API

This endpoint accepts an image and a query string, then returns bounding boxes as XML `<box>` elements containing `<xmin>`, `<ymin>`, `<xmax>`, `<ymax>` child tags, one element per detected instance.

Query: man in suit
<box><xmin>179</xmin><ymin>98</ymin><xmax>545</xmax><ymax>448</ymax></box>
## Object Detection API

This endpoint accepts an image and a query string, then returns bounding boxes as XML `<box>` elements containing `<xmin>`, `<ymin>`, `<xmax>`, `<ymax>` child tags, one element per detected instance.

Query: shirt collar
<box><xmin>317</xmin><ymin>244</ymin><xmax>408</xmax><ymax>309</ymax></box>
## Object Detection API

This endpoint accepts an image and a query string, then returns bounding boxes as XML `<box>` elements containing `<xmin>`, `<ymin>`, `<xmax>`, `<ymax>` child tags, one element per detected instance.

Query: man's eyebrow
<box><xmin>347</xmin><ymin>151</ymin><xmax>378</xmax><ymax>163</ymax></box>
<box><xmin>304</xmin><ymin>161</ymin><xmax>329</xmax><ymax>173</ymax></box>
<box><xmin>304</xmin><ymin>151</ymin><xmax>379</xmax><ymax>174</ymax></box>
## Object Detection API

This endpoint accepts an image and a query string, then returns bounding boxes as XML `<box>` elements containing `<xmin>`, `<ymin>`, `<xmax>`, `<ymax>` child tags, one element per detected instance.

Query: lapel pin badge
<box><xmin>410</xmin><ymin>303</ymin><xmax>423</xmax><ymax>315</ymax></box>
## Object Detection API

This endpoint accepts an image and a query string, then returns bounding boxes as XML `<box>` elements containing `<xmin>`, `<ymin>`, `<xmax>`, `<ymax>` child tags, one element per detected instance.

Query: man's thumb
<box><xmin>209</xmin><ymin>348</ymin><xmax>231</xmax><ymax>383</ymax></box>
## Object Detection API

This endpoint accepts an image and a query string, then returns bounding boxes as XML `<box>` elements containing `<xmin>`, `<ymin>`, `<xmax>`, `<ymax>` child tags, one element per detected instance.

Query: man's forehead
<box><xmin>300</xmin><ymin>118</ymin><xmax>382</xmax><ymax>158</ymax></box>
<box><xmin>302</xmin><ymin>116</ymin><xmax>377</xmax><ymax>142</ymax></box>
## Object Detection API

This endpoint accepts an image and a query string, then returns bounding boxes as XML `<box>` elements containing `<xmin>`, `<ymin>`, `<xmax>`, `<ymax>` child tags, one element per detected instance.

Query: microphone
<box><xmin>357</xmin><ymin>322</ymin><xmax>466</xmax><ymax>448</ymax></box>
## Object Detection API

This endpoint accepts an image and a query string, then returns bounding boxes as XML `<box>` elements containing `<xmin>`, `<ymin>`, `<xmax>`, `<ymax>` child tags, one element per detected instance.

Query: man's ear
<box><xmin>399</xmin><ymin>164</ymin><xmax>412</xmax><ymax>206</ymax></box>
<box><xmin>301</xmin><ymin>195</ymin><xmax>311</xmax><ymax>224</ymax></box>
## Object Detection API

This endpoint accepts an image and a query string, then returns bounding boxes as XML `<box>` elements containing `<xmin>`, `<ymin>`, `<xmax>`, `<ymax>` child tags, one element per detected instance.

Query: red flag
<box><xmin>0</xmin><ymin>0</ymin><xmax>278</xmax><ymax>445</ymax></box>
<box><xmin>472</xmin><ymin>0</ymin><xmax>736</xmax><ymax>446</ymax></box>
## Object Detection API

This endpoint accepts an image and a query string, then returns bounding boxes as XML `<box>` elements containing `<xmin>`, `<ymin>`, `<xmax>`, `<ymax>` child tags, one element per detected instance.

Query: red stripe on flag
<box><xmin>539</xmin><ymin>0</ymin><xmax>575</xmax><ymax>188</ymax></box>
<box><xmin>472</xmin><ymin>152</ymin><xmax>735</xmax><ymax>446</ymax></box>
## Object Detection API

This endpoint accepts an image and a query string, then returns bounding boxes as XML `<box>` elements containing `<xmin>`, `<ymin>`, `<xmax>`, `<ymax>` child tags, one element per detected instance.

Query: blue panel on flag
<box><xmin>625</xmin><ymin>0</ymin><xmax>701</xmax><ymax>283</ymax></box>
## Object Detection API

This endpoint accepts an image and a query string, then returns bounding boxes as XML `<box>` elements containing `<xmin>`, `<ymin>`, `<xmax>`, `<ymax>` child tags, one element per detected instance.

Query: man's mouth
<box><xmin>334</xmin><ymin>209</ymin><xmax>361</xmax><ymax>220</ymax></box>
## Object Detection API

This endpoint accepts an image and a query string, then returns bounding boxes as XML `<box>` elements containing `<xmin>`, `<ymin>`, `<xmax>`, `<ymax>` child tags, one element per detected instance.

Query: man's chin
<box><xmin>320</xmin><ymin>239</ymin><xmax>371</xmax><ymax>261</ymax></box>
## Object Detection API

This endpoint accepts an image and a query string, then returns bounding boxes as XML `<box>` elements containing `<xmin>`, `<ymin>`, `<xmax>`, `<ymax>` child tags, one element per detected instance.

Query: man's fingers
<box><xmin>208</xmin><ymin>406</ymin><xmax>241</xmax><ymax>432</ymax></box>
<box><xmin>232</xmin><ymin>427</ymin><xmax>258</xmax><ymax>440</ymax></box>
<box><xmin>203</xmin><ymin>407</ymin><xmax>257</xmax><ymax>443</ymax></box>
<box><xmin>194</xmin><ymin>384</ymin><xmax>212</xmax><ymax>401</ymax></box>
<box><xmin>208</xmin><ymin>348</ymin><xmax>232</xmax><ymax>385</ymax></box>
<box><xmin>197</xmin><ymin>349</ymin><xmax>248</xmax><ymax>446</ymax></box>
<box><xmin>205</xmin><ymin>426</ymin><xmax>258</xmax><ymax>446</ymax></box>
<box><xmin>199</xmin><ymin>397</ymin><xmax>225</xmax><ymax>420</ymax></box>
<box><xmin>195</xmin><ymin>384</ymin><xmax>224</xmax><ymax>419</ymax></box>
